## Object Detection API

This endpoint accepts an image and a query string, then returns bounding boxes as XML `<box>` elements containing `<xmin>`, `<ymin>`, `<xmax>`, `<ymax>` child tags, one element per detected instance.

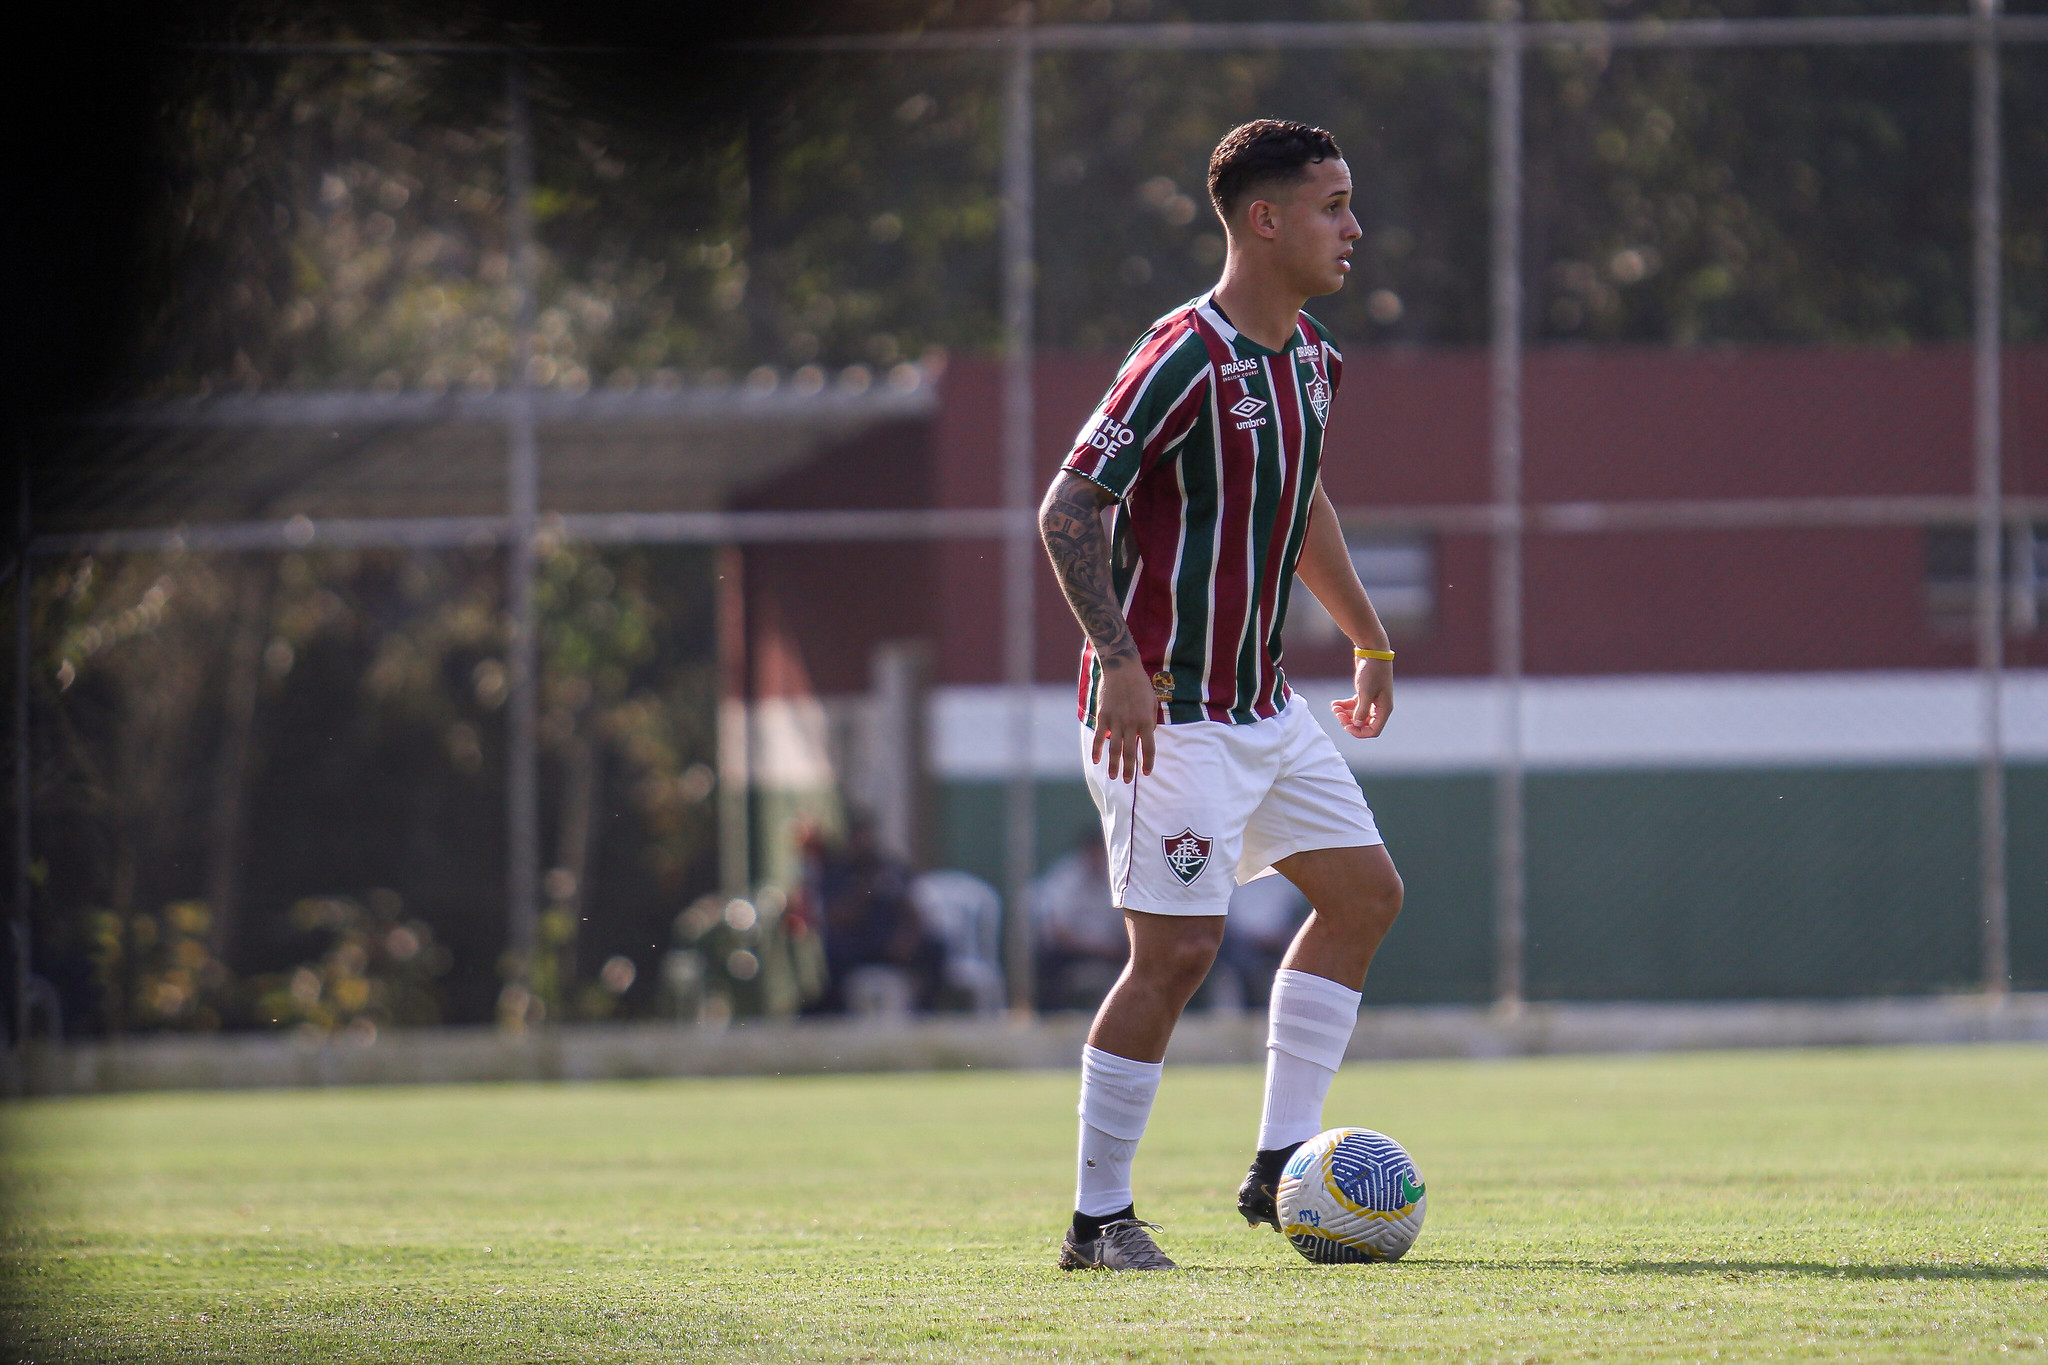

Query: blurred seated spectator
<box><xmin>1030</xmin><ymin>828</ymin><xmax>1128</xmax><ymax>1012</ymax></box>
<box><xmin>816</xmin><ymin>813</ymin><xmax>947</xmax><ymax>1017</ymax></box>
<box><xmin>1202</xmin><ymin>872</ymin><xmax>1312</xmax><ymax>1012</ymax></box>
<box><xmin>910</xmin><ymin>870</ymin><xmax>1006</xmax><ymax>1015</ymax></box>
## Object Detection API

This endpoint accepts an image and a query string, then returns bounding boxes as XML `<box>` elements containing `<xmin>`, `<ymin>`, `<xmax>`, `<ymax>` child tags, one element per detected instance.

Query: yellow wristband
<box><xmin>1353</xmin><ymin>647</ymin><xmax>1396</xmax><ymax>661</ymax></box>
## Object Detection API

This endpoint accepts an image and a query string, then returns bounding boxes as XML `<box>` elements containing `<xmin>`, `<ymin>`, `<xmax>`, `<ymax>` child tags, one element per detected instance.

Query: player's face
<box><xmin>1272</xmin><ymin>158</ymin><xmax>1360</xmax><ymax>297</ymax></box>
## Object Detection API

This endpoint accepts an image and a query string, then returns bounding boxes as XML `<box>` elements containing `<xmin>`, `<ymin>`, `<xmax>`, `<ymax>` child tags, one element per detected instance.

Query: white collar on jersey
<box><xmin>1195</xmin><ymin>291</ymin><xmax>1239</xmax><ymax>344</ymax></box>
<box><xmin>1195</xmin><ymin>290</ymin><xmax>1312</xmax><ymax>355</ymax></box>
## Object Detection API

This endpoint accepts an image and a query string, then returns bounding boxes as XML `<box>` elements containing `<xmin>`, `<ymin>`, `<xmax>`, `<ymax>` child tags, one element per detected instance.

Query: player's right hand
<box><xmin>1092</xmin><ymin>657</ymin><xmax>1158</xmax><ymax>783</ymax></box>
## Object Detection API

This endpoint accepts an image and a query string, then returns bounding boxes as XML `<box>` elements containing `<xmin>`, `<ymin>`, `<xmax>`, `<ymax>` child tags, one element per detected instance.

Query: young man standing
<box><xmin>1040</xmin><ymin>120</ymin><xmax>1404</xmax><ymax>1271</ymax></box>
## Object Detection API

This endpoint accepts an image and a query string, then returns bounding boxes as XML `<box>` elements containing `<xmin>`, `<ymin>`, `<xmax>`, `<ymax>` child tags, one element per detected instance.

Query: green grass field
<box><xmin>2</xmin><ymin>1045</ymin><xmax>2044</xmax><ymax>1363</ymax></box>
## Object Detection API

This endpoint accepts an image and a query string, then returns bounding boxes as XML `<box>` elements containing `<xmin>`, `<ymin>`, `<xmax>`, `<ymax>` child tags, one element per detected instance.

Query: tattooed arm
<box><xmin>1039</xmin><ymin>470</ymin><xmax>1157</xmax><ymax>781</ymax></box>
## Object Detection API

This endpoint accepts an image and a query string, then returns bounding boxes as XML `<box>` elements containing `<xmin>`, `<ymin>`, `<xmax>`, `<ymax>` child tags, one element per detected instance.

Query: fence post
<box><xmin>1971</xmin><ymin>0</ymin><xmax>2007</xmax><ymax>999</ymax></box>
<box><xmin>716</xmin><ymin>544</ymin><xmax>752</xmax><ymax>899</ymax></box>
<box><xmin>12</xmin><ymin>465</ymin><xmax>29</xmax><ymax>1048</ymax></box>
<box><xmin>1000</xmin><ymin>10</ymin><xmax>1040</xmax><ymax>1015</ymax></box>
<box><xmin>505</xmin><ymin>53</ymin><xmax>542</xmax><ymax>992</ymax></box>
<box><xmin>1489</xmin><ymin>1</ymin><xmax>1527</xmax><ymax>1014</ymax></box>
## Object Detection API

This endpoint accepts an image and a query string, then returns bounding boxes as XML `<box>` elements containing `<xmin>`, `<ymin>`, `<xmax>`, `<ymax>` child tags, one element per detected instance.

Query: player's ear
<box><xmin>1245</xmin><ymin>197</ymin><xmax>1281</xmax><ymax>240</ymax></box>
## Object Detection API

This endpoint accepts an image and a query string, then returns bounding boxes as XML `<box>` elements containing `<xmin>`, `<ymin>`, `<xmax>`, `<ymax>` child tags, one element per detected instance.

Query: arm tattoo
<box><xmin>1039</xmin><ymin>474</ymin><xmax>1140</xmax><ymax>666</ymax></box>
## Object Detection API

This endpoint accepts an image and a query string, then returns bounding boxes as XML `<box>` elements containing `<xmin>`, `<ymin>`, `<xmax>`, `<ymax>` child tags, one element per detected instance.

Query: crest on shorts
<box><xmin>1162</xmin><ymin>828</ymin><xmax>1213</xmax><ymax>886</ymax></box>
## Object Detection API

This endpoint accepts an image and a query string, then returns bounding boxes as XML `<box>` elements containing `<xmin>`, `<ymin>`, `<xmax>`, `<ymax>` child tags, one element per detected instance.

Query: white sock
<box><xmin>1257</xmin><ymin>968</ymin><xmax>1362</xmax><ymax>1152</ymax></box>
<box><xmin>1075</xmin><ymin>1045</ymin><xmax>1163</xmax><ymax>1217</ymax></box>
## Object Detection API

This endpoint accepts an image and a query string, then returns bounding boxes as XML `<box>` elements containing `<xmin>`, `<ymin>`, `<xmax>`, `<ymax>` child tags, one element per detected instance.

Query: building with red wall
<box><xmin>730</xmin><ymin>344</ymin><xmax>2048</xmax><ymax>1002</ymax></box>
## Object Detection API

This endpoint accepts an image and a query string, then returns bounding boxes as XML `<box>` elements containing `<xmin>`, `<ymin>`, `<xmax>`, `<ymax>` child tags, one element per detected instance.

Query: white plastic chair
<box><xmin>910</xmin><ymin>870</ymin><xmax>1006</xmax><ymax>1015</ymax></box>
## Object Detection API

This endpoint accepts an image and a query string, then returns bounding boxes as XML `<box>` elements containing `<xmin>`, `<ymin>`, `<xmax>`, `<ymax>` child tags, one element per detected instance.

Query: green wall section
<box><xmin>1348</xmin><ymin>774</ymin><xmax>1497</xmax><ymax>1005</ymax></box>
<box><xmin>1525</xmin><ymin>768</ymin><xmax>1980</xmax><ymax>1001</ymax></box>
<box><xmin>935</xmin><ymin>764</ymin><xmax>2047</xmax><ymax>1003</ymax></box>
<box><xmin>2009</xmin><ymin>765</ymin><xmax>2048</xmax><ymax>993</ymax></box>
<box><xmin>937</xmin><ymin>781</ymin><xmax>1103</xmax><ymax>892</ymax></box>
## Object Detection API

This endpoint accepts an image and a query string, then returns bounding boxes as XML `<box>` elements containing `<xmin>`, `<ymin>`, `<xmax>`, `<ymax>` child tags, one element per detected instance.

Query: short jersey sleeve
<box><xmin>1061</xmin><ymin>326</ymin><xmax>1212</xmax><ymax>502</ymax></box>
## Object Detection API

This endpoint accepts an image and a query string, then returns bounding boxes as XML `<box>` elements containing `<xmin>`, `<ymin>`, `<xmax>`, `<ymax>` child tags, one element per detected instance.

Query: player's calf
<box><xmin>1238</xmin><ymin>966</ymin><xmax>1366</xmax><ymax>1234</ymax></box>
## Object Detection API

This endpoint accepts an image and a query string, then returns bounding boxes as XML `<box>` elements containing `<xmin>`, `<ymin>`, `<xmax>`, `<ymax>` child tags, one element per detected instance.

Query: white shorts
<box><xmin>1081</xmin><ymin>692</ymin><xmax>1383</xmax><ymax>917</ymax></box>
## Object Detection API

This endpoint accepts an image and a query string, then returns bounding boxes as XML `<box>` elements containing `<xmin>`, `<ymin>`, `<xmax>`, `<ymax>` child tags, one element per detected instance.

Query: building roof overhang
<box><xmin>41</xmin><ymin>381</ymin><xmax>938</xmax><ymax>537</ymax></box>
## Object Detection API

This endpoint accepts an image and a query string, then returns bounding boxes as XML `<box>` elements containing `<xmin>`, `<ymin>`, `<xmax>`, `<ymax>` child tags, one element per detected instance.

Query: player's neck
<box><xmin>1210</xmin><ymin>259</ymin><xmax>1307</xmax><ymax>353</ymax></box>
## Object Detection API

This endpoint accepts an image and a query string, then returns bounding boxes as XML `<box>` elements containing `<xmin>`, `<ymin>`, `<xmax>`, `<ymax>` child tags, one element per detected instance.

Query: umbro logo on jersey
<box><xmin>1228</xmin><ymin>395</ymin><xmax>1267</xmax><ymax>420</ymax></box>
<box><xmin>1220</xmin><ymin>357</ymin><xmax>1259</xmax><ymax>377</ymax></box>
<box><xmin>1162</xmin><ymin>828</ymin><xmax>1213</xmax><ymax>885</ymax></box>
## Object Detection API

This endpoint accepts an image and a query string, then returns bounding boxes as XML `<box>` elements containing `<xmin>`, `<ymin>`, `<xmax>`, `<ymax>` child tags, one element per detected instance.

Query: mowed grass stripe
<box><xmin>2</xmin><ymin>1045</ymin><xmax>2044</xmax><ymax>1363</ymax></box>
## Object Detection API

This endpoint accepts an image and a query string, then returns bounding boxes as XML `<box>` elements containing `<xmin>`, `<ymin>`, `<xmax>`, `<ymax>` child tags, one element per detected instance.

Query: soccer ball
<box><xmin>1276</xmin><ymin>1127</ymin><xmax>1427</xmax><ymax>1264</ymax></box>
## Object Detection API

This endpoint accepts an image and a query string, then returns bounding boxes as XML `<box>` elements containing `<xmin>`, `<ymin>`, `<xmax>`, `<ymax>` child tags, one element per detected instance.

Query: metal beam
<box><xmin>195</xmin><ymin>16</ymin><xmax>2048</xmax><ymax>57</ymax></box>
<box><xmin>12</xmin><ymin>466</ymin><xmax>29</xmax><ymax>1049</ymax></box>
<box><xmin>1521</xmin><ymin>496</ymin><xmax>2048</xmax><ymax>534</ymax></box>
<box><xmin>36</xmin><ymin>497</ymin><xmax>2048</xmax><ymax>559</ymax></box>
<box><xmin>999</xmin><ymin>15</ymin><xmax>1039</xmax><ymax>1017</ymax></box>
<box><xmin>35</xmin><ymin>497</ymin><xmax>2048</xmax><ymax>560</ymax></box>
<box><xmin>82</xmin><ymin>383</ymin><xmax>937</xmax><ymax>429</ymax></box>
<box><xmin>1972</xmin><ymin>0</ymin><xmax>2008</xmax><ymax>999</ymax></box>
<box><xmin>715</xmin><ymin>545</ymin><xmax>751</xmax><ymax>900</ymax></box>
<box><xmin>186</xmin><ymin>41</ymin><xmax>635</xmax><ymax>55</ymax></box>
<box><xmin>739</xmin><ymin>14</ymin><xmax>2048</xmax><ymax>53</ymax></box>
<box><xmin>1489</xmin><ymin>2</ymin><xmax>1526</xmax><ymax>1017</ymax></box>
<box><xmin>504</xmin><ymin>54</ymin><xmax>541</xmax><ymax>993</ymax></box>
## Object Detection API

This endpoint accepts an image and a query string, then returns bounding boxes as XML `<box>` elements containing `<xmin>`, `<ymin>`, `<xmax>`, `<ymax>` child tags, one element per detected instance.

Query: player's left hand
<box><xmin>1331</xmin><ymin>657</ymin><xmax>1392</xmax><ymax>738</ymax></box>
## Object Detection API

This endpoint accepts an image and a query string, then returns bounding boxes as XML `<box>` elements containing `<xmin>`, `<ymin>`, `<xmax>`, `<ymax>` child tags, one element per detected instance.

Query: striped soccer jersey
<box><xmin>1063</xmin><ymin>292</ymin><xmax>1343</xmax><ymax>728</ymax></box>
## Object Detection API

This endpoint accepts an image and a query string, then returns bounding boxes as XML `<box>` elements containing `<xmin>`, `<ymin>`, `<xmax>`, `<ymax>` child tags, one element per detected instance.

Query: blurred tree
<box><xmin>251</xmin><ymin>890</ymin><xmax>451</xmax><ymax>1035</ymax></box>
<box><xmin>507</xmin><ymin>536</ymin><xmax>719</xmax><ymax>1024</ymax></box>
<box><xmin>111</xmin><ymin>0</ymin><xmax>2041</xmax><ymax>408</ymax></box>
<box><xmin>40</xmin><ymin>553</ymin><xmax>236</xmax><ymax>1031</ymax></box>
<box><xmin>26</xmin><ymin>542</ymin><xmax>718</xmax><ymax>1034</ymax></box>
<box><xmin>349</xmin><ymin>539</ymin><xmax>721</xmax><ymax>1027</ymax></box>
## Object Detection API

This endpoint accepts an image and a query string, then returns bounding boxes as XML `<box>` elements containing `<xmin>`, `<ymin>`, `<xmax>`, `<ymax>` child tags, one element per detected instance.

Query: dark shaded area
<box><xmin>21</xmin><ymin>542</ymin><xmax>719</xmax><ymax>1035</ymax></box>
<box><xmin>8</xmin><ymin>0</ymin><xmax>967</xmax><ymax>529</ymax></box>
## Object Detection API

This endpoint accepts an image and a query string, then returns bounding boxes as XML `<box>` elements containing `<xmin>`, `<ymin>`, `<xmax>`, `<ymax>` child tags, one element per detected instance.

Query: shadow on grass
<box><xmin>1426</xmin><ymin>1259</ymin><xmax>2047</xmax><ymax>1282</ymax></box>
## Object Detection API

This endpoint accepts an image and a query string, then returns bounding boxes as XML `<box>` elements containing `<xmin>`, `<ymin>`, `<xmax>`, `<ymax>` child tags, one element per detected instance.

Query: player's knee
<box><xmin>1373</xmin><ymin>866</ymin><xmax>1403</xmax><ymax>926</ymax></box>
<box><xmin>1134</xmin><ymin>922</ymin><xmax>1224</xmax><ymax>992</ymax></box>
<box><xmin>1340</xmin><ymin>866</ymin><xmax>1402</xmax><ymax>938</ymax></box>
<box><xmin>1367</xmin><ymin>867</ymin><xmax>1403</xmax><ymax>933</ymax></box>
<box><xmin>1166</xmin><ymin>926</ymin><xmax>1225</xmax><ymax>988</ymax></box>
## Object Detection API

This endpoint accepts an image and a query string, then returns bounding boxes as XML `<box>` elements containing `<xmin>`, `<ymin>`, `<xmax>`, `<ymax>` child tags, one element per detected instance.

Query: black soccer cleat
<box><xmin>1236</xmin><ymin>1142</ymin><xmax>1303</xmax><ymax>1232</ymax></box>
<box><xmin>1058</xmin><ymin>1218</ymin><xmax>1178</xmax><ymax>1271</ymax></box>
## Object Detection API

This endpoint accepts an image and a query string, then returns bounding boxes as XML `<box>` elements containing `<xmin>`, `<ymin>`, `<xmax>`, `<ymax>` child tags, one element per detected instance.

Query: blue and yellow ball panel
<box><xmin>1276</xmin><ymin>1127</ymin><xmax>1427</xmax><ymax>1265</ymax></box>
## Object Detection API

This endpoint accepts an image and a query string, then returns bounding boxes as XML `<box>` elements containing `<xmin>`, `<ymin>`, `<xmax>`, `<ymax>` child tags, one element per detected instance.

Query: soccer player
<box><xmin>1041</xmin><ymin>120</ymin><xmax>1403</xmax><ymax>1271</ymax></box>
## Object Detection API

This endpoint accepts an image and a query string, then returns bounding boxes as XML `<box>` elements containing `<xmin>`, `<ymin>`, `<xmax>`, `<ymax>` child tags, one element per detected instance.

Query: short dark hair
<box><xmin>1207</xmin><ymin>120</ymin><xmax>1344</xmax><ymax>219</ymax></box>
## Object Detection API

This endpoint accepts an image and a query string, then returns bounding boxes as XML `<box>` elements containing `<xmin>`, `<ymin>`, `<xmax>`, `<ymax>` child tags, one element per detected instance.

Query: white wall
<box><xmin>928</xmin><ymin>670</ymin><xmax>2048</xmax><ymax>778</ymax></box>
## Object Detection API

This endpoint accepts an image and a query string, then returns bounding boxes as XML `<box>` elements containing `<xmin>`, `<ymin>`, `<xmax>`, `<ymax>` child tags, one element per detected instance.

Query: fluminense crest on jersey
<box><xmin>1161</xmin><ymin>828</ymin><xmax>1212</xmax><ymax>885</ymax></box>
<box><xmin>1061</xmin><ymin>291</ymin><xmax>1345</xmax><ymax>730</ymax></box>
<box><xmin>1304</xmin><ymin>371</ymin><xmax>1330</xmax><ymax>426</ymax></box>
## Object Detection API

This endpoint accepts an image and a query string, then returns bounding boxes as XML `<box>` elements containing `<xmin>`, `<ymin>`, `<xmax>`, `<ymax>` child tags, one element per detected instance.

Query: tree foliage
<box><xmin>114</xmin><ymin>0</ymin><xmax>2045</xmax><ymax>405</ymax></box>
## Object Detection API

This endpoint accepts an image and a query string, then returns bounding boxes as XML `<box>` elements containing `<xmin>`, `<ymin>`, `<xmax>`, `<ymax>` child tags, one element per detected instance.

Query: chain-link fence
<box><xmin>11</xmin><ymin>5</ymin><xmax>2047</xmax><ymax>1041</ymax></box>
